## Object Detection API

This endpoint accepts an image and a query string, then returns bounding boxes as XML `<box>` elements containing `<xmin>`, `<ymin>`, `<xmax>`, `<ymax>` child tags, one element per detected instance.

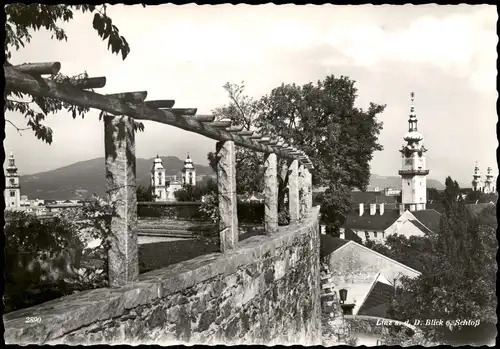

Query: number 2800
<box><xmin>25</xmin><ymin>316</ymin><xmax>42</xmax><ymax>323</ymax></box>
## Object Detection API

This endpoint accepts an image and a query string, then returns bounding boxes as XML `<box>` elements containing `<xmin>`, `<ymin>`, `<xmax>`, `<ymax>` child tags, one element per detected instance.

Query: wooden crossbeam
<box><xmin>209</xmin><ymin>120</ymin><xmax>232</xmax><ymax>128</ymax></box>
<box><xmin>268</xmin><ymin>139</ymin><xmax>278</xmax><ymax>145</ymax></box>
<box><xmin>195</xmin><ymin>115</ymin><xmax>215</xmax><ymax>122</ymax></box>
<box><xmin>71</xmin><ymin>77</ymin><xmax>106</xmax><ymax>89</ymax></box>
<box><xmin>145</xmin><ymin>100</ymin><xmax>175</xmax><ymax>109</ymax></box>
<box><xmin>14</xmin><ymin>62</ymin><xmax>61</xmax><ymax>75</ymax></box>
<box><xmin>106</xmin><ymin>91</ymin><xmax>147</xmax><ymax>103</ymax></box>
<box><xmin>227</xmin><ymin>126</ymin><xmax>244</xmax><ymax>133</ymax></box>
<box><xmin>5</xmin><ymin>65</ymin><xmax>298</xmax><ymax>159</ymax></box>
<box><xmin>237</xmin><ymin>130</ymin><xmax>254</xmax><ymax>136</ymax></box>
<box><xmin>169</xmin><ymin>108</ymin><xmax>197</xmax><ymax>116</ymax></box>
<box><xmin>249</xmin><ymin>134</ymin><xmax>263</xmax><ymax>140</ymax></box>
<box><xmin>258</xmin><ymin>137</ymin><xmax>271</xmax><ymax>144</ymax></box>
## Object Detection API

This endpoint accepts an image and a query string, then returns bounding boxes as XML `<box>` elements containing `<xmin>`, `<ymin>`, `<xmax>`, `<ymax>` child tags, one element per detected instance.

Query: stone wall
<box><xmin>4</xmin><ymin>207</ymin><xmax>322</xmax><ymax>346</ymax></box>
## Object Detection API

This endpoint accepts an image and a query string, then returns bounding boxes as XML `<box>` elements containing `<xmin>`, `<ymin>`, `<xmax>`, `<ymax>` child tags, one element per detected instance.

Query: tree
<box><xmin>442</xmin><ymin>176</ymin><xmax>461</xmax><ymax>211</ymax></box>
<box><xmin>387</xmin><ymin>197</ymin><xmax>497</xmax><ymax>345</ymax></box>
<box><xmin>207</xmin><ymin>82</ymin><xmax>265</xmax><ymax>195</ymax></box>
<box><xmin>256</xmin><ymin>76</ymin><xmax>384</xmax><ymax>231</ymax></box>
<box><xmin>174</xmin><ymin>179</ymin><xmax>217</xmax><ymax>202</ymax></box>
<box><xmin>426</xmin><ymin>187</ymin><xmax>443</xmax><ymax>202</ymax></box>
<box><xmin>136</xmin><ymin>185</ymin><xmax>156</xmax><ymax>202</ymax></box>
<box><xmin>5</xmin><ymin>4</ymin><xmax>145</xmax><ymax>144</ymax></box>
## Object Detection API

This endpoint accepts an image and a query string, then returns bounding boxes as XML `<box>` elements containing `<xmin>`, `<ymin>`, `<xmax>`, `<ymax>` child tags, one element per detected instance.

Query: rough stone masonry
<box><xmin>4</xmin><ymin>207</ymin><xmax>322</xmax><ymax>346</ymax></box>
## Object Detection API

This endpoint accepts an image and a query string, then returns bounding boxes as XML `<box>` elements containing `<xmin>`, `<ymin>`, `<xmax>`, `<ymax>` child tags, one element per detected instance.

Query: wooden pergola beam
<box><xmin>106</xmin><ymin>91</ymin><xmax>148</xmax><ymax>103</ymax></box>
<box><xmin>237</xmin><ymin>130</ymin><xmax>253</xmax><ymax>136</ymax></box>
<box><xmin>169</xmin><ymin>108</ymin><xmax>197</xmax><ymax>116</ymax></box>
<box><xmin>226</xmin><ymin>125</ymin><xmax>244</xmax><ymax>133</ymax></box>
<box><xmin>71</xmin><ymin>77</ymin><xmax>106</xmax><ymax>89</ymax></box>
<box><xmin>14</xmin><ymin>62</ymin><xmax>61</xmax><ymax>75</ymax></box>
<box><xmin>209</xmin><ymin>120</ymin><xmax>232</xmax><ymax>128</ymax></box>
<box><xmin>5</xmin><ymin>65</ymin><xmax>296</xmax><ymax>159</ymax></box>
<box><xmin>145</xmin><ymin>100</ymin><xmax>175</xmax><ymax>109</ymax></box>
<box><xmin>195</xmin><ymin>114</ymin><xmax>215</xmax><ymax>122</ymax></box>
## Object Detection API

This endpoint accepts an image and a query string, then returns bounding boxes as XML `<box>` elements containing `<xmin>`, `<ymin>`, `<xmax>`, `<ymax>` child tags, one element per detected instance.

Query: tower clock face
<box><xmin>9</xmin><ymin>178</ymin><xmax>15</xmax><ymax>185</ymax></box>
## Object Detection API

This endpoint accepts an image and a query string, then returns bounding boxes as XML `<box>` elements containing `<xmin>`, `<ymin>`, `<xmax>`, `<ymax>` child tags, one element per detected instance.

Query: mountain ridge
<box><xmin>18</xmin><ymin>156</ymin><xmax>215</xmax><ymax>200</ymax></box>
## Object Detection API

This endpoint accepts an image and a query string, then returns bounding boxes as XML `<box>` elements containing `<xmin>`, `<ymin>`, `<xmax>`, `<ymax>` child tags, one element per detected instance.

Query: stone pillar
<box><xmin>305</xmin><ymin>169</ymin><xmax>313</xmax><ymax>209</ymax></box>
<box><xmin>288</xmin><ymin>159</ymin><xmax>300</xmax><ymax>224</ymax></box>
<box><xmin>264</xmin><ymin>153</ymin><xmax>278</xmax><ymax>235</ymax></box>
<box><xmin>216</xmin><ymin>141</ymin><xmax>239</xmax><ymax>251</ymax></box>
<box><xmin>104</xmin><ymin>114</ymin><xmax>139</xmax><ymax>287</ymax></box>
<box><xmin>299</xmin><ymin>162</ymin><xmax>306</xmax><ymax>219</ymax></box>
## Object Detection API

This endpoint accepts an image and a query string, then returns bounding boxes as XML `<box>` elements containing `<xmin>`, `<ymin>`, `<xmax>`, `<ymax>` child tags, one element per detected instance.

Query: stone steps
<box><xmin>138</xmin><ymin>229</ymin><xmax>196</xmax><ymax>238</ymax></box>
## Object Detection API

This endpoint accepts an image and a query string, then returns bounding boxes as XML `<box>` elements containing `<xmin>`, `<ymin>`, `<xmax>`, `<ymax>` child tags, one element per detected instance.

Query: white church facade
<box><xmin>150</xmin><ymin>154</ymin><xmax>196</xmax><ymax>202</ymax></box>
<box><xmin>472</xmin><ymin>163</ymin><xmax>496</xmax><ymax>194</ymax></box>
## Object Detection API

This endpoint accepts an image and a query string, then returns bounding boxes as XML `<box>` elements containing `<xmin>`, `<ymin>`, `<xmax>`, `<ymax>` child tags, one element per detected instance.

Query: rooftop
<box><xmin>344</xmin><ymin>209</ymin><xmax>401</xmax><ymax>231</ymax></box>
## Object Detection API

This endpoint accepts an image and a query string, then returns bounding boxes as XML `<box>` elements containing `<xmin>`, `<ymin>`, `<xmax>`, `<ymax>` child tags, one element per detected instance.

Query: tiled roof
<box><xmin>344</xmin><ymin>209</ymin><xmax>401</xmax><ymax>231</ymax></box>
<box><xmin>350</xmin><ymin>191</ymin><xmax>399</xmax><ymax>205</ymax></box>
<box><xmin>358</xmin><ymin>281</ymin><xmax>395</xmax><ymax>317</ymax></box>
<box><xmin>412</xmin><ymin>209</ymin><xmax>441</xmax><ymax>234</ymax></box>
<box><xmin>344</xmin><ymin>227</ymin><xmax>363</xmax><ymax>244</ymax></box>
<box><xmin>320</xmin><ymin>236</ymin><xmax>349</xmax><ymax>259</ymax></box>
<box><xmin>408</xmin><ymin>219</ymin><xmax>434</xmax><ymax>236</ymax></box>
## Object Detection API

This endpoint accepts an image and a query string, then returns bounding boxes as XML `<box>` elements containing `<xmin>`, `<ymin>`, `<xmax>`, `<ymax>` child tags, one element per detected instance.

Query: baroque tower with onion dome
<box><xmin>4</xmin><ymin>151</ymin><xmax>21</xmax><ymax>210</ymax></box>
<box><xmin>471</xmin><ymin>162</ymin><xmax>484</xmax><ymax>192</ymax></box>
<box><xmin>150</xmin><ymin>155</ymin><xmax>168</xmax><ymax>201</ymax></box>
<box><xmin>398</xmin><ymin>92</ymin><xmax>429</xmax><ymax>212</ymax></box>
<box><xmin>181</xmin><ymin>153</ymin><xmax>196</xmax><ymax>186</ymax></box>
<box><xmin>483</xmin><ymin>166</ymin><xmax>495</xmax><ymax>194</ymax></box>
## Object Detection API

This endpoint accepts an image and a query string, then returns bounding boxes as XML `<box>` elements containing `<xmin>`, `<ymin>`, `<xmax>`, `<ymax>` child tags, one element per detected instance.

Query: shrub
<box><xmin>4</xmin><ymin>197</ymin><xmax>113</xmax><ymax>313</ymax></box>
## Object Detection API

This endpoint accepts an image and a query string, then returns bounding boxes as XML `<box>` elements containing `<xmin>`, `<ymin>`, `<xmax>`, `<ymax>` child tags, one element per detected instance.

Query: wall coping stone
<box><xmin>4</xmin><ymin>206</ymin><xmax>320</xmax><ymax>345</ymax></box>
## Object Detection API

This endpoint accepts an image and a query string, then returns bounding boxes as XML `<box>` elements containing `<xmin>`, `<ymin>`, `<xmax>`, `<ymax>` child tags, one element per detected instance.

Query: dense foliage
<box><xmin>207</xmin><ymin>78</ymin><xmax>384</xmax><ymax>231</ymax></box>
<box><xmin>5</xmin><ymin>4</ymin><xmax>145</xmax><ymax>144</ymax></box>
<box><xmin>4</xmin><ymin>197</ymin><xmax>112</xmax><ymax>313</ymax></box>
<box><xmin>136</xmin><ymin>184</ymin><xmax>157</xmax><ymax>202</ymax></box>
<box><xmin>174</xmin><ymin>179</ymin><xmax>218</xmax><ymax>202</ymax></box>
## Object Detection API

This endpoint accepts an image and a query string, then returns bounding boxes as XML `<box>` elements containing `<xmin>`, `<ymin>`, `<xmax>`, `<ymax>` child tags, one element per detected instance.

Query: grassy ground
<box><xmin>138</xmin><ymin>229</ymin><xmax>264</xmax><ymax>273</ymax></box>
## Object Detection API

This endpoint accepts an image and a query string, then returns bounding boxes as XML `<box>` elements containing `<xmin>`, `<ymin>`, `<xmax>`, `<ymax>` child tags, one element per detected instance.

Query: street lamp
<box><xmin>339</xmin><ymin>288</ymin><xmax>355</xmax><ymax>315</ymax></box>
<box><xmin>339</xmin><ymin>288</ymin><xmax>347</xmax><ymax>304</ymax></box>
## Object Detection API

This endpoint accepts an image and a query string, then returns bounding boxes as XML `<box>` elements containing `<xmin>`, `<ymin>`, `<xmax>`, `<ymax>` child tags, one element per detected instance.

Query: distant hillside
<box><xmin>19</xmin><ymin>156</ymin><xmax>215</xmax><ymax>200</ymax></box>
<box><xmin>369</xmin><ymin>174</ymin><xmax>445</xmax><ymax>190</ymax></box>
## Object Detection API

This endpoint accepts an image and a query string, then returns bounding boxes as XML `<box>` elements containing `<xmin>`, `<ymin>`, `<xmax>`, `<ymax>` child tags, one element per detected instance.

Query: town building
<box><xmin>4</xmin><ymin>151</ymin><xmax>21</xmax><ymax>211</ymax></box>
<box><xmin>471</xmin><ymin>163</ymin><xmax>496</xmax><ymax>194</ymax></box>
<box><xmin>151</xmin><ymin>154</ymin><xmax>196</xmax><ymax>202</ymax></box>
<box><xmin>321</xmin><ymin>237</ymin><xmax>421</xmax><ymax>317</ymax></box>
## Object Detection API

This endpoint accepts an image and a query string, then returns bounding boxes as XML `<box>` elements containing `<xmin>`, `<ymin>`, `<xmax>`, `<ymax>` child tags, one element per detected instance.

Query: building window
<box><xmin>365</xmin><ymin>231</ymin><xmax>369</xmax><ymax>239</ymax></box>
<box><xmin>374</xmin><ymin>232</ymin><xmax>378</xmax><ymax>238</ymax></box>
<box><xmin>382</xmin><ymin>232</ymin><xmax>385</xmax><ymax>238</ymax></box>
<box><xmin>10</xmin><ymin>191</ymin><xmax>15</xmax><ymax>197</ymax></box>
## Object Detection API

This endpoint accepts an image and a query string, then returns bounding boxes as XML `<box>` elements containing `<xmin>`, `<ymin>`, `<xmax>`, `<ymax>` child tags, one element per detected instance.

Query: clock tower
<box><xmin>398</xmin><ymin>92</ymin><xmax>429</xmax><ymax>212</ymax></box>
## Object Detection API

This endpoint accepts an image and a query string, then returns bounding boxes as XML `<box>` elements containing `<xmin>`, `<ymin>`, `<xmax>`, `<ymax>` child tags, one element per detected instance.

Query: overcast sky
<box><xmin>4</xmin><ymin>4</ymin><xmax>497</xmax><ymax>186</ymax></box>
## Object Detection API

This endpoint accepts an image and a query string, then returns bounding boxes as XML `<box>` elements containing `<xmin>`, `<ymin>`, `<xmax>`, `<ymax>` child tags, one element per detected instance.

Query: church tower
<box><xmin>398</xmin><ymin>92</ymin><xmax>429</xmax><ymax>212</ymax></box>
<box><xmin>471</xmin><ymin>162</ymin><xmax>484</xmax><ymax>192</ymax></box>
<box><xmin>150</xmin><ymin>155</ymin><xmax>168</xmax><ymax>201</ymax></box>
<box><xmin>181</xmin><ymin>153</ymin><xmax>196</xmax><ymax>186</ymax></box>
<box><xmin>4</xmin><ymin>151</ymin><xmax>21</xmax><ymax>210</ymax></box>
<box><xmin>483</xmin><ymin>166</ymin><xmax>495</xmax><ymax>194</ymax></box>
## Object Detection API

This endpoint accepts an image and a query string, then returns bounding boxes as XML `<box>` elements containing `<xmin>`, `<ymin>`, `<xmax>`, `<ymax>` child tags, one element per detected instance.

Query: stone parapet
<box><xmin>4</xmin><ymin>207</ymin><xmax>322</xmax><ymax>346</ymax></box>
